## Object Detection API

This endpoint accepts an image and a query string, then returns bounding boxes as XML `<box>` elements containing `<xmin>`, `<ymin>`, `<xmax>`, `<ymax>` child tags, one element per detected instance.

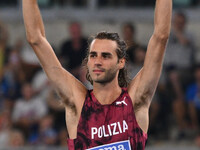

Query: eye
<box><xmin>102</xmin><ymin>54</ymin><xmax>111</xmax><ymax>59</ymax></box>
<box><xmin>90</xmin><ymin>54</ymin><xmax>96</xmax><ymax>58</ymax></box>
<box><xmin>102</xmin><ymin>55</ymin><xmax>108</xmax><ymax>58</ymax></box>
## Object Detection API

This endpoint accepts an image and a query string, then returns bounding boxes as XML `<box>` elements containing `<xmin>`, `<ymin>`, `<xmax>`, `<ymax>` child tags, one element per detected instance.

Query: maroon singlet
<box><xmin>67</xmin><ymin>88</ymin><xmax>147</xmax><ymax>150</ymax></box>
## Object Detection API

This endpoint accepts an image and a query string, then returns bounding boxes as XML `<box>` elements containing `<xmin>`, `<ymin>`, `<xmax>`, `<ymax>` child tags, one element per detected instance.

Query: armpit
<box><xmin>57</xmin><ymin>90</ymin><xmax>78</xmax><ymax>115</ymax></box>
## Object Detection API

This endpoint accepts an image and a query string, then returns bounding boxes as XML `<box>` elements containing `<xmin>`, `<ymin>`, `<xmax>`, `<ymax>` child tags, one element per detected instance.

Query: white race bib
<box><xmin>87</xmin><ymin>140</ymin><xmax>131</xmax><ymax>150</ymax></box>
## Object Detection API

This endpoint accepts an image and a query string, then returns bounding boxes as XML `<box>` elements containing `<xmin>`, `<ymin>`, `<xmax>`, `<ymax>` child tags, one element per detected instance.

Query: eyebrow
<box><xmin>89</xmin><ymin>51</ymin><xmax>112</xmax><ymax>56</ymax></box>
<box><xmin>102</xmin><ymin>52</ymin><xmax>112</xmax><ymax>56</ymax></box>
<box><xmin>89</xmin><ymin>51</ymin><xmax>97</xmax><ymax>55</ymax></box>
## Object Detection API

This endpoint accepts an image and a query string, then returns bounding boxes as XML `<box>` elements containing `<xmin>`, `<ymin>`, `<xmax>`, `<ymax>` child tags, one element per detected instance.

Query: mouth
<box><xmin>93</xmin><ymin>68</ymin><xmax>105</xmax><ymax>73</ymax></box>
<box><xmin>93</xmin><ymin>70</ymin><xmax>104</xmax><ymax>73</ymax></box>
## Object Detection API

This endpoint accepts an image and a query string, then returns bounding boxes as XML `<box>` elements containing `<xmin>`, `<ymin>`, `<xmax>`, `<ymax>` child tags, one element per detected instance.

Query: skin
<box><xmin>87</xmin><ymin>39</ymin><xmax>125</xmax><ymax>105</ymax></box>
<box><xmin>88</xmin><ymin>39</ymin><xmax>123</xmax><ymax>85</ymax></box>
<box><xmin>22</xmin><ymin>0</ymin><xmax>172</xmax><ymax>140</ymax></box>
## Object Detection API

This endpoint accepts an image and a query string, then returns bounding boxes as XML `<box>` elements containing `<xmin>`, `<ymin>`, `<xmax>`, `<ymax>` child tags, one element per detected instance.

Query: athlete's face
<box><xmin>87</xmin><ymin>39</ymin><xmax>125</xmax><ymax>84</ymax></box>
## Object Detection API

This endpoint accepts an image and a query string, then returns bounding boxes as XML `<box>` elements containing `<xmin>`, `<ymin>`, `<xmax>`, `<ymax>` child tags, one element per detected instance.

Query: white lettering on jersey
<box><xmin>123</xmin><ymin>120</ymin><xmax>128</xmax><ymax>132</ymax></box>
<box><xmin>108</xmin><ymin>125</ymin><xmax>112</xmax><ymax>136</ymax></box>
<box><xmin>91</xmin><ymin>127</ymin><xmax>97</xmax><ymax>139</ymax></box>
<box><xmin>103</xmin><ymin>125</ymin><xmax>109</xmax><ymax>137</ymax></box>
<box><xmin>111</xmin><ymin>123</ymin><xmax>119</xmax><ymax>135</ymax></box>
<box><xmin>98</xmin><ymin>127</ymin><xmax>103</xmax><ymax>138</ymax></box>
<box><xmin>118</xmin><ymin>122</ymin><xmax>122</xmax><ymax>133</ymax></box>
<box><xmin>91</xmin><ymin>120</ymin><xmax>128</xmax><ymax>139</ymax></box>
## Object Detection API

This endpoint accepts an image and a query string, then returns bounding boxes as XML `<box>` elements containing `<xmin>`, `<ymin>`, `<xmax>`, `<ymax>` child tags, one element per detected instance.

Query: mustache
<box><xmin>92</xmin><ymin>67</ymin><xmax>106</xmax><ymax>72</ymax></box>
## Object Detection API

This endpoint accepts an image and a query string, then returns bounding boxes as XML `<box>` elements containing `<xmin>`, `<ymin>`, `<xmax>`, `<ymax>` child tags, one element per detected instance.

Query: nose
<box><xmin>94</xmin><ymin>56</ymin><xmax>102</xmax><ymax>66</ymax></box>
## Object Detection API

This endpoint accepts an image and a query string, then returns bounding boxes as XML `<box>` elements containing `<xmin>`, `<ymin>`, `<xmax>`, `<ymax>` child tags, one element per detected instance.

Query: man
<box><xmin>22</xmin><ymin>0</ymin><xmax>172</xmax><ymax>149</ymax></box>
<box><xmin>59</xmin><ymin>22</ymin><xmax>88</xmax><ymax>80</ymax></box>
<box><xmin>12</xmin><ymin>83</ymin><xmax>47</xmax><ymax>137</ymax></box>
<box><xmin>164</xmin><ymin>11</ymin><xmax>195</xmax><ymax>71</ymax></box>
<box><xmin>122</xmin><ymin>22</ymin><xmax>140</xmax><ymax>64</ymax></box>
<box><xmin>122</xmin><ymin>23</ymin><xmax>137</xmax><ymax>48</ymax></box>
<box><xmin>164</xmin><ymin>11</ymin><xmax>196</xmax><ymax>138</ymax></box>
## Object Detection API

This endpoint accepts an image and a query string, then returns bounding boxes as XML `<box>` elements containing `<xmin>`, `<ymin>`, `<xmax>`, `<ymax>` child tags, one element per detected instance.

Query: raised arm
<box><xmin>128</xmin><ymin>0</ymin><xmax>172</xmax><ymax>132</ymax></box>
<box><xmin>22</xmin><ymin>0</ymin><xmax>87</xmax><ymax>112</ymax></box>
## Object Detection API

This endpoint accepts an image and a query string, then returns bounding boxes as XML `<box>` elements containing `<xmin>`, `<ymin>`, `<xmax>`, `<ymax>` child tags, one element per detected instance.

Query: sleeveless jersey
<box><xmin>67</xmin><ymin>88</ymin><xmax>147</xmax><ymax>150</ymax></box>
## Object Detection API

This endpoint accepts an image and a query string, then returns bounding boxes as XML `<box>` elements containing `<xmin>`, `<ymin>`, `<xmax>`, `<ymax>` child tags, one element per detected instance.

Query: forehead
<box><xmin>89</xmin><ymin>39</ymin><xmax>118</xmax><ymax>54</ymax></box>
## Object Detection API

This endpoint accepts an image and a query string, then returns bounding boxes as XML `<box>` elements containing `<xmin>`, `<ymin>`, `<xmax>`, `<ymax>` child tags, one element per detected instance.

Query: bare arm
<box><xmin>128</xmin><ymin>0</ymin><xmax>172</xmax><ymax>132</ymax></box>
<box><xmin>22</xmin><ymin>0</ymin><xmax>87</xmax><ymax>113</ymax></box>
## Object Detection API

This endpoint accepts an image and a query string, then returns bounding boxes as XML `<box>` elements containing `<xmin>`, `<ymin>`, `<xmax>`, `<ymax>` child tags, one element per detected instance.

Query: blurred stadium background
<box><xmin>0</xmin><ymin>0</ymin><xmax>200</xmax><ymax>149</ymax></box>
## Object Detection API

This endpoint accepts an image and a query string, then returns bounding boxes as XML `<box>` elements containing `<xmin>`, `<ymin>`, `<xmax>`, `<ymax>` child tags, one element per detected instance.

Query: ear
<box><xmin>118</xmin><ymin>58</ymin><xmax>125</xmax><ymax>69</ymax></box>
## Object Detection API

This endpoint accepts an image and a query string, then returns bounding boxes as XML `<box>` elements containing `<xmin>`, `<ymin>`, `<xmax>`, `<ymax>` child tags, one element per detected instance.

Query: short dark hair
<box><xmin>83</xmin><ymin>31</ymin><xmax>130</xmax><ymax>87</ymax></box>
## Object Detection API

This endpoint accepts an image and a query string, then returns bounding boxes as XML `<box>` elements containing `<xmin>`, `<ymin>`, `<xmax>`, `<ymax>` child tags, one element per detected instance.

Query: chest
<box><xmin>78</xmin><ymin>101</ymin><xmax>135</xmax><ymax>141</ymax></box>
<box><xmin>67</xmin><ymin>92</ymin><xmax>147</xmax><ymax>150</ymax></box>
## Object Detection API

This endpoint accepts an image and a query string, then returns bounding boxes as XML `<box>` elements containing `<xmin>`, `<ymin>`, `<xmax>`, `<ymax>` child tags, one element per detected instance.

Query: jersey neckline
<box><xmin>89</xmin><ymin>88</ymin><xmax>127</xmax><ymax>106</ymax></box>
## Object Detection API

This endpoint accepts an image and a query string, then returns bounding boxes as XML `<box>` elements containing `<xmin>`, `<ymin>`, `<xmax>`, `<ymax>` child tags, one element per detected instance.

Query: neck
<box><xmin>93</xmin><ymin>79</ymin><xmax>122</xmax><ymax>105</ymax></box>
